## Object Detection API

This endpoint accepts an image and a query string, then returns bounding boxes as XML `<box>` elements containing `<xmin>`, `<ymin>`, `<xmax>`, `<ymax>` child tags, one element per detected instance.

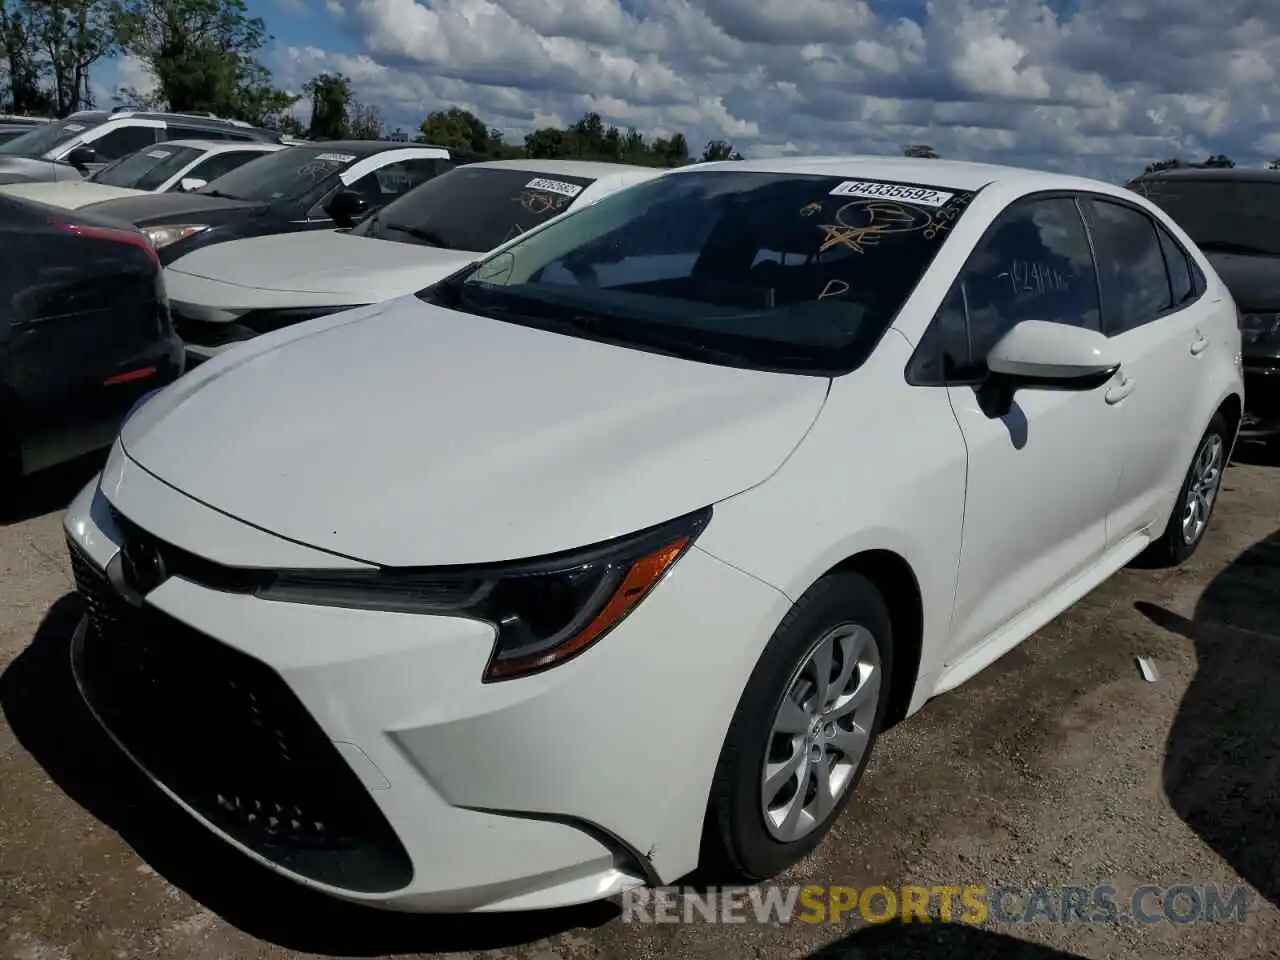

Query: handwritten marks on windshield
<box><xmin>816</xmin><ymin>200</ymin><xmax>934</xmax><ymax>254</ymax></box>
<box><xmin>818</xmin><ymin>279</ymin><xmax>850</xmax><ymax>300</ymax></box>
<box><xmin>520</xmin><ymin>190</ymin><xmax>572</xmax><ymax>216</ymax></box>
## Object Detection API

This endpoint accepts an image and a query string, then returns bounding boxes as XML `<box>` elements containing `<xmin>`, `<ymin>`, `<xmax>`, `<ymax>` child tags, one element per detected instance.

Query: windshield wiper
<box><xmin>201</xmin><ymin>189</ymin><xmax>242</xmax><ymax>201</ymax></box>
<box><xmin>383</xmin><ymin>222</ymin><xmax>449</xmax><ymax>248</ymax></box>
<box><xmin>1196</xmin><ymin>239</ymin><xmax>1280</xmax><ymax>257</ymax></box>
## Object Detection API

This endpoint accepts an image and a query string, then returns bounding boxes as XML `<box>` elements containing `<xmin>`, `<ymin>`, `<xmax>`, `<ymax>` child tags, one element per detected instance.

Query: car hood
<box><xmin>167</xmin><ymin>229</ymin><xmax>478</xmax><ymax>302</ymax></box>
<box><xmin>120</xmin><ymin>296</ymin><xmax>829</xmax><ymax>566</ymax></box>
<box><xmin>0</xmin><ymin>156</ymin><xmax>82</xmax><ymax>184</ymax></box>
<box><xmin>80</xmin><ymin>190</ymin><xmax>262</xmax><ymax>225</ymax></box>
<box><xmin>0</xmin><ymin>179</ymin><xmax>148</xmax><ymax>209</ymax></box>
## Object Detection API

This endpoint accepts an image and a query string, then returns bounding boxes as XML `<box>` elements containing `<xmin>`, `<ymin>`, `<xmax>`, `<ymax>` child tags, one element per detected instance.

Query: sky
<box><xmin>89</xmin><ymin>0</ymin><xmax>1280</xmax><ymax>181</ymax></box>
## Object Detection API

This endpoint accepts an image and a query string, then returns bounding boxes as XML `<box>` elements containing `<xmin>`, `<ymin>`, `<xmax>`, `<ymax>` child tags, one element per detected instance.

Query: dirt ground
<box><xmin>1</xmin><ymin>447</ymin><xmax>1278</xmax><ymax>960</ymax></box>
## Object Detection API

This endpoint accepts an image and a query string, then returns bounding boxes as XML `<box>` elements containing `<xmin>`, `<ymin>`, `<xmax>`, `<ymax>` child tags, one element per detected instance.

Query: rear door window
<box><xmin>1081</xmin><ymin>198</ymin><xmax>1173</xmax><ymax>335</ymax></box>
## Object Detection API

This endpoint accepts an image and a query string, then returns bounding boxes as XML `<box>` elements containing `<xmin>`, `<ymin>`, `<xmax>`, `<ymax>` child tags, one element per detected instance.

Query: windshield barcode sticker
<box><xmin>316</xmin><ymin>152</ymin><xmax>356</xmax><ymax>163</ymax></box>
<box><xmin>525</xmin><ymin>177</ymin><xmax>583</xmax><ymax>198</ymax></box>
<box><xmin>145</xmin><ymin>149</ymin><xmax>172</xmax><ymax>159</ymax></box>
<box><xmin>65</xmin><ymin>123</ymin><xmax>86</xmax><ymax>132</ymax></box>
<box><xmin>829</xmin><ymin>180</ymin><xmax>954</xmax><ymax>207</ymax></box>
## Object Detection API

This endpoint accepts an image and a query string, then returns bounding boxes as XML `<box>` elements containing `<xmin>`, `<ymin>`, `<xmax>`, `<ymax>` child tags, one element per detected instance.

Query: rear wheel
<box><xmin>1143</xmin><ymin>412</ymin><xmax>1228</xmax><ymax>567</ymax></box>
<box><xmin>704</xmin><ymin>572</ymin><xmax>893</xmax><ymax>881</ymax></box>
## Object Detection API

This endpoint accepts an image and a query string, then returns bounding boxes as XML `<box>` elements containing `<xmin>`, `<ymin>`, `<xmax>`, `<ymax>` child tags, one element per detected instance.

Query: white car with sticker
<box><xmin>164</xmin><ymin>159</ymin><xmax>666</xmax><ymax>365</ymax></box>
<box><xmin>0</xmin><ymin>140</ymin><xmax>287</xmax><ymax>209</ymax></box>
<box><xmin>63</xmin><ymin>155</ymin><xmax>1243</xmax><ymax>913</ymax></box>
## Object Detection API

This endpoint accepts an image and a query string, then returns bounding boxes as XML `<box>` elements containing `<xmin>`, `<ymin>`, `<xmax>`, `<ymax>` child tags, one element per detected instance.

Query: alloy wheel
<box><xmin>760</xmin><ymin>622</ymin><xmax>881</xmax><ymax>843</ymax></box>
<box><xmin>1182</xmin><ymin>433</ymin><xmax>1224</xmax><ymax>546</ymax></box>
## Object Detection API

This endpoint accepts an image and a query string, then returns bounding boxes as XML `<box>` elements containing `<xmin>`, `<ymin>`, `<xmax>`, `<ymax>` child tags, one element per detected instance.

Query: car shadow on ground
<box><xmin>1137</xmin><ymin>525</ymin><xmax>1280</xmax><ymax>910</ymax></box>
<box><xmin>802</xmin><ymin>918</ymin><xmax>1087</xmax><ymax>958</ymax></box>
<box><xmin>0</xmin><ymin>594</ymin><xmax>619</xmax><ymax>956</ymax></box>
<box><xmin>0</xmin><ymin>452</ymin><xmax>104</xmax><ymax>526</ymax></box>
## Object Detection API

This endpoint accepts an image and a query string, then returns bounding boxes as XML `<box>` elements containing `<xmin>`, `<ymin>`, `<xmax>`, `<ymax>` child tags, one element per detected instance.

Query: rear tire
<box><xmin>1142</xmin><ymin>412</ymin><xmax>1228</xmax><ymax>567</ymax></box>
<box><xmin>703</xmin><ymin>572</ymin><xmax>893</xmax><ymax>881</ymax></box>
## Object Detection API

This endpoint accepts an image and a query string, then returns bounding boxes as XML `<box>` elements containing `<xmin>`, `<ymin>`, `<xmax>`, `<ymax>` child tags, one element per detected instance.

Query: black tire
<box><xmin>703</xmin><ymin>571</ymin><xmax>894</xmax><ymax>881</ymax></box>
<box><xmin>1142</xmin><ymin>411</ymin><xmax>1229</xmax><ymax>568</ymax></box>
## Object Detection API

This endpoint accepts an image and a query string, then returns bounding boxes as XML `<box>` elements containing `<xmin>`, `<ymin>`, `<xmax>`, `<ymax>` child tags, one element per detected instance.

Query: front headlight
<box><xmin>256</xmin><ymin>506</ymin><xmax>711</xmax><ymax>681</ymax></box>
<box><xmin>1240</xmin><ymin>312</ymin><xmax>1280</xmax><ymax>345</ymax></box>
<box><xmin>142</xmin><ymin>224</ymin><xmax>208</xmax><ymax>249</ymax></box>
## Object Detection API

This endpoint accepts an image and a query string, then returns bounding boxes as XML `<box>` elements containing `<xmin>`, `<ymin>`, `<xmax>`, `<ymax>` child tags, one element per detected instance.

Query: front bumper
<box><xmin>61</xmin><ymin>455</ymin><xmax>791</xmax><ymax>911</ymax></box>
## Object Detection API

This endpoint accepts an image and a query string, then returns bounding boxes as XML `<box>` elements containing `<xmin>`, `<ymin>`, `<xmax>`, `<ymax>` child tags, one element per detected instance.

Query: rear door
<box><xmin>4</xmin><ymin>216</ymin><xmax>170</xmax><ymax>471</ymax></box>
<box><xmin>1079</xmin><ymin>194</ymin><xmax>1206</xmax><ymax>545</ymax></box>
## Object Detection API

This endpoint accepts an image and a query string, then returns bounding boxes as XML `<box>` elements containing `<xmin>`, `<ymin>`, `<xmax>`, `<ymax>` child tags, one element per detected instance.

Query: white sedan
<box><xmin>64</xmin><ymin>156</ymin><xmax>1243</xmax><ymax>912</ymax></box>
<box><xmin>0</xmin><ymin>139</ymin><xmax>285</xmax><ymax>209</ymax></box>
<box><xmin>161</xmin><ymin>159</ymin><xmax>663</xmax><ymax>365</ymax></box>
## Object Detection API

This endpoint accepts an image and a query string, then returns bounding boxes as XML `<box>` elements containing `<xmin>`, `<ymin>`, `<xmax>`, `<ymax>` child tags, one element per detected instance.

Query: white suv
<box><xmin>0</xmin><ymin>110</ymin><xmax>280</xmax><ymax>184</ymax></box>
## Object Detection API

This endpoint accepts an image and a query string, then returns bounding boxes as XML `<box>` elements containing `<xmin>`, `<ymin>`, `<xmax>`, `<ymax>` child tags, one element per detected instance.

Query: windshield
<box><xmin>354</xmin><ymin>167</ymin><xmax>597</xmax><ymax>252</ymax></box>
<box><xmin>195</xmin><ymin>145</ymin><xmax>359</xmax><ymax>203</ymax></box>
<box><xmin>0</xmin><ymin>114</ymin><xmax>101</xmax><ymax>157</ymax></box>
<box><xmin>421</xmin><ymin>170</ymin><xmax>975</xmax><ymax>374</ymax></box>
<box><xmin>1132</xmin><ymin>179</ymin><xmax>1280</xmax><ymax>256</ymax></box>
<box><xmin>91</xmin><ymin>144</ymin><xmax>202</xmax><ymax>189</ymax></box>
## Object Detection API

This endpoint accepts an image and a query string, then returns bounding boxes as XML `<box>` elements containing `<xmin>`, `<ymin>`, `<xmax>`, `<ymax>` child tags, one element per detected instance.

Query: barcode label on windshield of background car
<box><xmin>316</xmin><ymin>152</ymin><xmax>356</xmax><ymax>163</ymax></box>
<box><xmin>146</xmin><ymin>150</ymin><xmax>172</xmax><ymax>159</ymax></box>
<box><xmin>828</xmin><ymin>180</ymin><xmax>954</xmax><ymax>207</ymax></box>
<box><xmin>525</xmin><ymin>177</ymin><xmax>583</xmax><ymax>198</ymax></box>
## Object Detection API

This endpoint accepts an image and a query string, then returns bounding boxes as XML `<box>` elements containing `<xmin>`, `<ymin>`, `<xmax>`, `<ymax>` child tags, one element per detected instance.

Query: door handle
<box><xmin>1105</xmin><ymin>376</ymin><xmax>1135</xmax><ymax>404</ymax></box>
<box><xmin>1190</xmin><ymin>334</ymin><xmax>1209</xmax><ymax>355</ymax></box>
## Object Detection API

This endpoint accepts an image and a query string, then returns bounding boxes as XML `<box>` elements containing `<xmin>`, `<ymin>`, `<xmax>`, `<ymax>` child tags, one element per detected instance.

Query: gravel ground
<box><xmin>1</xmin><ymin>447</ymin><xmax>1278</xmax><ymax>960</ymax></box>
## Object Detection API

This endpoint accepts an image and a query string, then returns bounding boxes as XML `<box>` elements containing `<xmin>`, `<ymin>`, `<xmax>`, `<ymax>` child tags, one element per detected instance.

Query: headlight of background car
<box><xmin>256</xmin><ymin>506</ymin><xmax>711</xmax><ymax>681</ymax></box>
<box><xmin>141</xmin><ymin>224</ymin><xmax>208</xmax><ymax>249</ymax></box>
<box><xmin>1240</xmin><ymin>312</ymin><xmax>1280</xmax><ymax>345</ymax></box>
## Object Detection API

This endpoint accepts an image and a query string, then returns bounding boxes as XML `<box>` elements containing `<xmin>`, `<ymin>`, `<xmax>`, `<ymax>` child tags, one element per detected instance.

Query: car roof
<box><xmin>671</xmin><ymin>155</ymin><xmax>1122</xmax><ymax>194</ymax></box>
<box><xmin>466</xmin><ymin>158</ymin><xmax>658</xmax><ymax>178</ymax></box>
<box><xmin>298</xmin><ymin>139</ymin><xmax>450</xmax><ymax>156</ymax></box>
<box><xmin>1132</xmin><ymin>166</ymin><xmax>1280</xmax><ymax>184</ymax></box>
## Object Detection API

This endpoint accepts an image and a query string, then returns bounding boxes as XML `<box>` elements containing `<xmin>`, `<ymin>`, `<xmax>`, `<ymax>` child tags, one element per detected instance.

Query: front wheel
<box><xmin>1143</xmin><ymin>412</ymin><xmax>1229</xmax><ymax>567</ymax></box>
<box><xmin>704</xmin><ymin>572</ymin><xmax>893</xmax><ymax>881</ymax></box>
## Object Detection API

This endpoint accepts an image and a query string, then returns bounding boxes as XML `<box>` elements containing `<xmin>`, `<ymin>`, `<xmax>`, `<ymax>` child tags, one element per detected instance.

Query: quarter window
<box><xmin>1155</xmin><ymin>222</ymin><xmax>1195</xmax><ymax>308</ymax></box>
<box><xmin>927</xmin><ymin>196</ymin><xmax>1101</xmax><ymax>380</ymax></box>
<box><xmin>1082</xmin><ymin>198</ymin><xmax>1172</xmax><ymax>335</ymax></box>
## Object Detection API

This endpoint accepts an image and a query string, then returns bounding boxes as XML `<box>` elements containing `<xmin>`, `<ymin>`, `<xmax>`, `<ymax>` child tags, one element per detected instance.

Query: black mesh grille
<box><xmin>68</xmin><ymin>537</ymin><xmax>413</xmax><ymax>894</ymax></box>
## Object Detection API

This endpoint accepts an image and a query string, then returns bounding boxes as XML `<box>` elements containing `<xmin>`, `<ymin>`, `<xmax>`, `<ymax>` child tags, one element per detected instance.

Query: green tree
<box><xmin>1143</xmin><ymin>158</ymin><xmax>1182</xmax><ymax>174</ymax></box>
<box><xmin>1269</xmin><ymin>158</ymin><xmax>1280</xmax><ymax>171</ymax></box>
<box><xmin>700</xmin><ymin>139</ymin><xmax>742</xmax><ymax>161</ymax></box>
<box><xmin>421</xmin><ymin>106</ymin><xmax>487</xmax><ymax>152</ymax></box>
<box><xmin>1</xmin><ymin>0</ymin><xmax>53</xmax><ymax>113</ymax></box>
<box><xmin>24</xmin><ymin>0</ymin><xmax>118</xmax><ymax>114</ymax></box>
<box><xmin>348</xmin><ymin>99</ymin><xmax>382</xmax><ymax>139</ymax></box>
<box><xmin>303</xmin><ymin>71</ymin><xmax>350</xmax><ymax>139</ymax></box>
<box><xmin>524</xmin><ymin>125</ymin><xmax>568</xmax><ymax>159</ymax></box>
<box><xmin>651</xmin><ymin>131</ymin><xmax>689</xmax><ymax>167</ymax></box>
<box><xmin>1202</xmin><ymin>153</ymin><xmax>1234</xmax><ymax>168</ymax></box>
<box><xmin>114</xmin><ymin>0</ymin><xmax>295</xmax><ymax>122</ymax></box>
<box><xmin>902</xmin><ymin>143</ymin><xmax>940</xmax><ymax>158</ymax></box>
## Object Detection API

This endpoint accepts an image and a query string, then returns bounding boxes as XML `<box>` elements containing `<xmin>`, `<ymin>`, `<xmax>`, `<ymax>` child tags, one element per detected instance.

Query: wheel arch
<box><xmin>821</xmin><ymin>548</ymin><xmax>924</xmax><ymax>729</ymax></box>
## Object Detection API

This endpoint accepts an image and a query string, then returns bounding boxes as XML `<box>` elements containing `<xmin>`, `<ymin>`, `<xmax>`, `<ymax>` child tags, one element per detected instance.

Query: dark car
<box><xmin>80</xmin><ymin>140</ymin><xmax>485</xmax><ymax>265</ymax></box>
<box><xmin>0</xmin><ymin>125</ymin><xmax>37</xmax><ymax>146</ymax></box>
<box><xmin>0</xmin><ymin>195</ymin><xmax>184</xmax><ymax>489</ymax></box>
<box><xmin>1130</xmin><ymin>167</ymin><xmax>1280</xmax><ymax>442</ymax></box>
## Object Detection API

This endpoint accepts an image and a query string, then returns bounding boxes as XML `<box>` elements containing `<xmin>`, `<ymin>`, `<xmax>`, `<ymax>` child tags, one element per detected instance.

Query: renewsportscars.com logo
<box><xmin>620</xmin><ymin>884</ymin><xmax>1252</xmax><ymax>926</ymax></box>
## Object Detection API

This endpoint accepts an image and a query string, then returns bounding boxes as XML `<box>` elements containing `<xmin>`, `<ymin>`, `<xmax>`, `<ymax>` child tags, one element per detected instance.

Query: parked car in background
<box><xmin>0</xmin><ymin>110</ymin><xmax>281</xmax><ymax>185</ymax></box>
<box><xmin>81</xmin><ymin>141</ymin><xmax>486</xmax><ymax>266</ymax></box>
<box><xmin>63</xmin><ymin>158</ymin><xmax>1241</xmax><ymax>912</ymax></box>
<box><xmin>0</xmin><ymin>115</ymin><xmax>50</xmax><ymax>125</ymax></box>
<box><xmin>167</xmin><ymin>159</ymin><xmax>663</xmax><ymax>364</ymax></box>
<box><xmin>0</xmin><ymin>195</ymin><xmax>183</xmax><ymax>490</ymax></box>
<box><xmin>1130</xmin><ymin>166</ymin><xmax>1280</xmax><ymax>443</ymax></box>
<box><xmin>0</xmin><ymin>140</ymin><xmax>287</xmax><ymax>210</ymax></box>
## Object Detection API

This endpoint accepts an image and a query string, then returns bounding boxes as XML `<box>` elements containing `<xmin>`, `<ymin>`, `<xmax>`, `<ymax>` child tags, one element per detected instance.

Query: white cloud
<box><xmin>256</xmin><ymin>0</ymin><xmax>1280</xmax><ymax>176</ymax></box>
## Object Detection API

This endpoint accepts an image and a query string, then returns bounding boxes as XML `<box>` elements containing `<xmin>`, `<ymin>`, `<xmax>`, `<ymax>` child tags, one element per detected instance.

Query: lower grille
<box><xmin>67</xmin><ymin>539</ymin><xmax>413</xmax><ymax>894</ymax></box>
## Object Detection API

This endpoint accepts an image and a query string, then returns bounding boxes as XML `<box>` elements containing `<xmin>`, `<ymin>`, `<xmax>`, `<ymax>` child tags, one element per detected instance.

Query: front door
<box><xmin>937</xmin><ymin>195</ymin><xmax>1127</xmax><ymax>663</ymax></box>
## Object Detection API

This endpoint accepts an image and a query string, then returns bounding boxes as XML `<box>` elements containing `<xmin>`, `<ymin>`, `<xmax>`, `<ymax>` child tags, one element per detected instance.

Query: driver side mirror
<box><xmin>178</xmin><ymin>176</ymin><xmax>207</xmax><ymax>192</ymax></box>
<box><xmin>325</xmin><ymin>188</ymin><xmax>370</xmax><ymax>228</ymax></box>
<box><xmin>65</xmin><ymin>145</ymin><xmax>98</xmax><ymax>169</ymax></box>
<box><xmin>978</xmin><ymin>320</ymin><xmax>1120</xmax><ymax>418</ymax></box>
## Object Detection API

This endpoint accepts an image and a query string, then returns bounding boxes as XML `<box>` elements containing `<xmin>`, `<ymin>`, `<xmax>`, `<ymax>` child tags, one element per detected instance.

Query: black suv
<box><xmin>0</xmin><ymin>109</ymin><xmax>281</xmax><ymax>184</ymax></box>
<box><xmin>1130</xmin><ymin>167</ymin><xmax>1280</xmax><ymax>443</ymax></box>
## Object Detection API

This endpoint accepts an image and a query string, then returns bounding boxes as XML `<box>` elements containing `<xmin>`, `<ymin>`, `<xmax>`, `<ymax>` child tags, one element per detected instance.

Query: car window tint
<box><xmin>1155</xmin><ymin>222</ymin><xmax>1195</xmax><ymax>307</ymax></box>
<box><xmin>952</xmin><ymin>196</ymin><xmax>1101</xmax><ymax>374</ymax></box>
<box><xmin>345</xmin><ymin>159</ymin><xmax>440</xmax><ymax>206</ymax></box>
<box><xmin>87</xmin><ymin>125</ymin><xmax>159</xmax><ymax>160</ymax></box>
<box><xmin>1084</xmin><ymin>198</ymin><xmax>1173</xmax><ymax>335</ymax></box>
<box><xmin>185</xmin><ymin>150</ymin><xmax>263</xmax><ymax>185</ymax></box>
